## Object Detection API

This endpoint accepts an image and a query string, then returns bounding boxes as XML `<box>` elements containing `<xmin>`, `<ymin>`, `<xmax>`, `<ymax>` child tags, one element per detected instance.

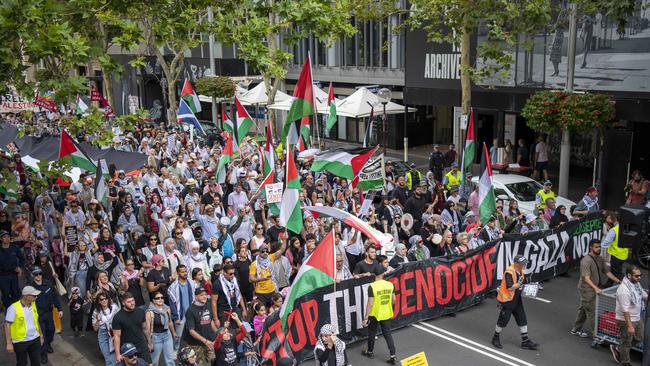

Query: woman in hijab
<box><xmin>314</xmin><ymin>323</ymin><xmax>347</xmax><ymax>366</ymax></box>
<box><xmin>549</xmin><ymin>205</ymin><xmax>569</xmax><ymax>229</ymax></box>
<box><xmin>389</xmin><ymin>243</ymin><xmax>409</xmax><ymax>269</ymax></box>
<box><xmin>441</xmin><ymin>201</ymin><xmax>460</xmax><ymax>234</ymax></box>
<box><xmin>184</xmin><ymin>241</ymin><xmax>210</xmax><ymax>279</ymax></box>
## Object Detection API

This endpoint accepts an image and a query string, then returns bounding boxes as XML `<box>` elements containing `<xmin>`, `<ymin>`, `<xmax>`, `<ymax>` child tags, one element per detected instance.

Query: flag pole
<box><xmin>307</xmin><ymin>52</ymin><xmax>321</xmax><ymax>149</ymax></box>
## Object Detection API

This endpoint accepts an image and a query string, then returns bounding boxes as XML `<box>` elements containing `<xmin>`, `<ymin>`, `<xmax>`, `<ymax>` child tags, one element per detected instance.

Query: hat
<box><xmin>408</xmin><ymin>235</ymin><xmax>423</xmax><ymax>246</ymax></box>
<box><xmin>204</xmin><ymin>204</ymin><xmax>214</xmax><ymax>211</ymax></box>
<box><xmin>151</xmin><ymin>254</ymin><xmax>164</xmax><ymax>266</ymax></box>
<box><xmin>258</xmin><ymin>243</ymin><xmax>269</xmax><ymax>252</ymax></box>
<box><xmin>320</xmin><ymin>324</ymin><xmax>337</xmax><ymax>336</ymax></box>
<box><xmin>0</xmin><ymin>230</ymin><xmax>10</xmax><ymax>238</ymax></box>
<box><xmin>89</xmin><ymin>198</ymin><xmax>99</xmax><ymax>204</ymax></box>
<box><xmin>31</xmin><ymin>267</ymin><xmax>43</xmax><ymax>275</ymax></box>
<box><xmin>22</xmin><ymin>286</ymin><xmax>41</xmax><ymax>296</ymax></box>
<box><xmin>525</xmin><ymin>213</ymin><xmax>537</xmax><ymax>224</ymax></box>
<box><xmin>162</xmin><ymin>210</ymin><xmax>172</xmax><ymax>218</ymax></box>
<box><xmin>432</xmin><ymin>233</ymin><xmax>443</xmax><ymax>245</ymax></box>
<box><xmin>586</xmin><ymin>187</ymin><xmax>598</xmax><ymax>194</ymax></box>
<box><xmin>514</xmin><ymin>254</ymin><xmax>528</xmax><ymax>265</ymax></box>
<box><xmin>186</xmin><ymin>178</ymin><xmax>197</xmax><ymax>186</ymax></box>
<box><xmin>37</xmin><ymin>249</ymin><xmax>49</xmax><ymax>257</ymax></box>
<box><xmin>197</xmin><ymin>165</ymin><xmax>204</xmax><ymax>170</ymax></box>
<box><xmin>120</xmin><ymin>343</ymin><xmax>138</xmax><ymax>357</ymax></box>
<box><xmin>449</xmin><ymin>185</ymin><xmax>459</xmax><ymax>193</ymax></box>
<box><xmin>219</xmin><ymin>216</ymin><xmax>230</xmax><ymax>226</ymax></box>
<box><xmin>543</xmin><ymin>180</ymin><xmax>552</xmax><ymax>185</ymax></box>
<box><xmin>194</xmin><ymin>287</ymin><xmax>207</xmax><ymax>295</ymax></box>
<box><xmin>87</xmin><ymin>218</ymin><xmax>98</xmax><ymax>226</ymax></box>
<box><xmin>451</xmin><ymin>162</ymin><xmax>459</xmax><ymax>168</ymax></box>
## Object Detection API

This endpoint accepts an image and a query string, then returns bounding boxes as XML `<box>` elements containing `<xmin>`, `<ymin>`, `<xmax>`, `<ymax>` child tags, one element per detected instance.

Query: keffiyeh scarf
<box><xmin>622</xmin><ymin>277</ymin><xmax>644</xmax><ymax>307</ymax></box>
<box><xmin>219</xmin><ymin>273</ymin><xmax>241</xmax><ymax>310</ymax></box>
<box><xmin>314</xmin><ymin>323</ymin><xmax>346</xmax><ymax>366</ymax></box>
<box><xmin>255</xmin><ymin>256</ymin><xmax>272</xmax><ymax>279</ymax></box>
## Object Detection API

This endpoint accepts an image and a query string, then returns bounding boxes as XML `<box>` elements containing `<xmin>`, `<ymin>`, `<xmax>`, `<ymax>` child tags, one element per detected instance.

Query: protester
<box><xmin>625</xmin><ymin>170</ymin><xmax>648</xmax><ymax>205</ymax></box>
<box><xmin>610</xmin><ymin>265</ymin><xmax>647</xmax><ymax>366</ymax></box>
<box><xmin>0</xmin><ymin>229</ymin><xmax>24</xmax><ymax>311</ymax></box>
<box><xmin>92</xmin><ymin>293</ymin><xmax>120</xmax><ymax>366</ymax></box>
<box><xmin>181</xmin><ymin>287</ymin><xmax>217</xmax><ymax>364</ymax></box>
<box><xmin>28</xmin><ymin>266</ymin><xmax>62</xmax><ymax>363</ymax></box>
<box><xmin>362</xmin><ymin>266</ymin><xmax>396</xmax><ymax>364</ymax></box>
<box><xmin>112</xmin><ymin>292</ymin><xmax>151</xmax><ymax>365</ymax></box>
<box><xmin>314</xmin><ymin>323</ymin><xmax>347</xmax><ymax>366</ymax></box>
<box><xmin>213</xmin><ymin>312</ymin><xmax>247</xmax><ymax>365</ymax></box>
<box><xmin>573</xmin><ymin>187</ymin><xmax>600</xmax><ymax>216</ymax></box>
<box><xmin>145</xmin><ymin>291</ymin><xmax>177</xmax><ymax>366</ymax></box>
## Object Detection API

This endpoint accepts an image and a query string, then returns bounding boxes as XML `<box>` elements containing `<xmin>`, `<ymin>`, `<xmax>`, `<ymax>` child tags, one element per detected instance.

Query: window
<box><xmin>505</xmin><ymin>181</ymin><xmax>543</xmax><ymax>202</ymax></box>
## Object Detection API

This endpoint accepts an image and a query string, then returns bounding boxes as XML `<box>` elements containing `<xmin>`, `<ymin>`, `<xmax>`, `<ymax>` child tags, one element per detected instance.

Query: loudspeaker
<box><xmin>618</xmin><ymin>204</ymin><xmax>648</xmax><ymax>249</ymax></box>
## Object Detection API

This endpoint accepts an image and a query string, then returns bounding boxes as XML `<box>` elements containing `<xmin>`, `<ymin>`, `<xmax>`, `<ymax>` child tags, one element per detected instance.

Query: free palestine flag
<box><xmin>279</xmin><ymin>146</ymin><xmax>302</xmax><ymax>234</ymax></box>
<box><xmin>181</xmin><ymin>79</ymin><xmax>202</xmax><ymax>113</ymax></box>
<box><xmin>234</xmin><ymin>96</ymin><xmax>254</xmax><ymax>147</ymax></box>
<box><xmin>311</xmin><ymin>147</ymin><xmax>378</xmax><ymax>180</ymax></box>
<box><xmin>325</xmin><ymin>82</ymin><xmax>337</xmax><ymax>132</ymax></box>
<box><xmin>222</xmin><ymin>109</ymin><xmax>234</xmax><ymax>135</ymax></box>
<box><xmin>461</xmin><ymin>109</ymin><xmax>476</xmax><ymax>181</ymax></box>
<box><xmin>279</xmin><ymin>230</ymin><xmax>335</xmax><ymax>330</ymax></box>
<box><xmin>94</xmin><ymin>159</ymin><xmax>109</xmax><ymax>207</ymax></box>
<box><xmin>357</xmin><ymin>154</ymin><xmax>385</xmax><ymax>190</ymax></box>
<box><xmin>479</xmin><ymin>142</ymin><xmax>497</xmax><ymax>224</ymax></box>
<box><xmin>59</xmin><ymin>130</ymin><xmax>96</xmax><ymax>172</ymax></box>
<box><xmin>75</xmin><ymin>95</ymin><xmax>88</xmax><ymax>115</ymax></box>
<box><xmin>283</xmin><ymin>55</ymin><xmax>314</xmax><ymax>145</ymax></box>
<box><xmin>217</xmin><ymin>132</ymin><xmax>234</xmax><ymax>179</ymax></box>
<box><xmin>178</xmin><ymin>99</ymin><xmax>206</xmax><ymax>135</ymax></box>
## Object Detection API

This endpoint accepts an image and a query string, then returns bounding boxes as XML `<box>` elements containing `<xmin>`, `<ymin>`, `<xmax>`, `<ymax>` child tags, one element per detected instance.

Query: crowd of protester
<box><xmin>1</xmin><ymin>110</ymin><xmax>647</xmax><ymax>366</ymax></box>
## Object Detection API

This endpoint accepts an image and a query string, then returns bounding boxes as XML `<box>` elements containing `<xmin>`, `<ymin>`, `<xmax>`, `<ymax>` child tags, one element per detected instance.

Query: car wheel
<box><xmin>636</xmin><ymin>241</ymin><xmax>650</xmax><ymax>270</ymax></box>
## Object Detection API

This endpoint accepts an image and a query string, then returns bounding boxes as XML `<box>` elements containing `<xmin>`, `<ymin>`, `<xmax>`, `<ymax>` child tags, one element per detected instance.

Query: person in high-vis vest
<box><xmin>492</xmin><ymin>255</ymin><xmax>539</xmax><ymax>350</ymax></box>
<box><xmin>602</xmin><ymin>217</ymin><xmax>627</xmax><ymax>280</ymax></box>
<box><xmin>534</xmin><ymin>180</ymin><xmax>556</xmax><ymax>209</ymax></box>
<box><xmin>405</xmin><ymin>164</ymin><xmax>423</xmax><ymax>191</ymax></box>
<box><xmin>362</xmin><ymin>266</ymin><xmax>397</xmax><ymax>364</ymax></box>
<box><xmin>442</xmin><ymin>163</ymin><xmax>461</xmax><ymax>192</ymax></box>
<box><xmin>5</xmin><ymin>286</ymin><xmax>43</xmax><ymax>366</ymax></box>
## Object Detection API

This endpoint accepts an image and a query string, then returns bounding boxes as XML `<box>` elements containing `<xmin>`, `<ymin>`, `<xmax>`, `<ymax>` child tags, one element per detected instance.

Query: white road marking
<box><xmin>528</xmin><ymin>296</ymin><xmax>552</xmax><ymax>303</ymax></box>
<box><xmin>413</xmin><ymin>322</ymin><xmax>536</xmax><ymax>366</ymax></box>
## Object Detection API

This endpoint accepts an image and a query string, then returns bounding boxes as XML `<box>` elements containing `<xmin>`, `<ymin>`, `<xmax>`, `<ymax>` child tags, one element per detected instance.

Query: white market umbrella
<box><xmin>238</xmin><ymin>83</ymin><xmax>291</xmax><ymax>106</ymax></box>
<box><xmin>267</xmin><ymin>86</ymin><xmax>339</xmax><ymax>114</ymax></box>
<box><xmin>335</xmin><ymin>87</ymin><xmax>416</xmax><ymax>118</ymax></box>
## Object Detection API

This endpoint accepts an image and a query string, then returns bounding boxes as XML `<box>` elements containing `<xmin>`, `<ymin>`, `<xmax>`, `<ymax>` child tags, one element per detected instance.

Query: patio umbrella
<box><xmin>237</xmin><ymin>82</ymin><xmax>291</xmax><ymax>106</ymax></box>
<box><xmin>335</xmin><ymin>87</ymin><xmax>416</xmax><ymax>118</ymax></box>
<box><xmin>267</xmin><ymin>86</ymin><xmax>339</xmax><ymax>114</ymax></box>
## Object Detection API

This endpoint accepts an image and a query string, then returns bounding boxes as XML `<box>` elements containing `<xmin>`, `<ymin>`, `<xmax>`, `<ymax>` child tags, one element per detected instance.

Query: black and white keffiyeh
<box><xmin>314</xmin><ymin>323</ymin><xmax>346</xmax><ymax>366</ymax></box>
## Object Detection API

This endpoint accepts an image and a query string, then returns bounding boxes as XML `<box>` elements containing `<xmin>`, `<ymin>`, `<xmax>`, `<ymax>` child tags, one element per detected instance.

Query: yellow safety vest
<box><xmin>9</xmin><ymin>301</ymin><xmax>40</xmax><ymax>343</ymax></box>
<box><xmin>444</xmin><ymin>171</ymin><xmax>461</xmax><ymax>191</ymax></box>
<box><xmin>496</xmin><ymin>265</ymin><xmax>521</xmax><ymax>303</ymax></box>
<box><xmin>369</xmin><ymin>279</ymin><xmax>394</xmax><ymax>321</ymax></box>
<box><xmin>405</xmin><ymin>171</ymin><xmax>423</xmax><ymax>191</ymax></box>
<box><xmin>536</xmin><ymin>189</ymin><xmax>556</xmax><ymax>209</ymax></box>
<box><xmin>607</xmin><ymin>225</ymin><xmax>628</xmax><ymax>261</ymax></box>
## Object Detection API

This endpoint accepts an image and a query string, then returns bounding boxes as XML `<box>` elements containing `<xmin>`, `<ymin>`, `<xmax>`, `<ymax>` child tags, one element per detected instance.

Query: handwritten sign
<box><xmin>401</xmin><ymin>352</ymin><xmax>428</xmax><ymax>366</ymax></box>
<box><xmin>64</xmin><ymin>225</ymin><xmax>78</xmax><ymax>251</ymax></box>
<box><xmin>264</xmin><ymin>183</ymin><xmax>283</xmax><ymax>203</ymax></box>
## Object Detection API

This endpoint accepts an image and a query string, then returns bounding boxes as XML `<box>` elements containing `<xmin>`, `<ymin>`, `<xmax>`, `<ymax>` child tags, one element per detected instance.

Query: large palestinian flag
<box><xmin>461</xmin><ymin>109</ymin><xmax>476</xmax><ymax>181</ymax></box>
<box><xmin>279</xmin><ymin>146</ymin><xmax>302</xmax><ymax>234</ymax></box>
<box><xmin>234</xmin><ymin>97</ymin><xmax>254</xmax><ymax>148</ymax></box>
<box><xmin>280</xmin><ymin>230</ymin><xmax>335</xmax><ymax>330</ymax></box>
<box><xmin>59</xmin><ymin>130</ymin><xmax>96</xmax><ymax>172</ymax></box>
<box><xmin>479</xmin><ymin>142</ymin><xmax>496</xmax><ymax>224</ymax></box>
<box><xmin>283</xmin><ymin>55</ymin><xmax>314</xmax><ymax>146</ymax></box>
<box><xmin>310</xmin><ymin>147</ymin><xmax>377</xmax><ymax>180</ymax></box>
<box><xmin>181</xmin><ymin>79</ymin><xmax>202</xmax><ymax>113</ymax></box>
<box><xmin>305</xmin><ymin>205</ymin><xmax>393</xmax><ymax>248</ymax></box>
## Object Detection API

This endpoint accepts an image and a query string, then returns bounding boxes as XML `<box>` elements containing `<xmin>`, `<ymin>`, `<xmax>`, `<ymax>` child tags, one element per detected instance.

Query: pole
<box><xmin>382</xmin><ymin>102</ymin><xmax>387</xmax><ymax>156</ymax></box>
<box><xmin>559</xmin><ymin>1</ymin><xmax>578</xmax><ymax>197</ymax></box>
<box><xmin>307</xmin><ymin>52</ymin><xmax>321</xmax><ymax>149</ymax></box>
<box><xmin>404</xmin><ymin>103</ymin><xmax>408</xmax><ymax>162</ymax></box>
<box><xmin>207</xmin><ymin>6</ymin><xmax>217</xmax><ymax>127</ymax></box>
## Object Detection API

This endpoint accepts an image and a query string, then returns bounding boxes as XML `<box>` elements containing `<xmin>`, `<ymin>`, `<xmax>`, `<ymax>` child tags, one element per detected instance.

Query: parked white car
<box><xmin>471</xmin><ymin>174</ymin><xmax>575</xmax><ymax>215</ymax></box>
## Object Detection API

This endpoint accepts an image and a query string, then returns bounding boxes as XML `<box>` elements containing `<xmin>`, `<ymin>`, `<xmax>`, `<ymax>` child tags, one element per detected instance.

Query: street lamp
<box><xmin>377</xmin><ymin>88</ymin><xmax>392</xmax><ymax>155</ymax></box>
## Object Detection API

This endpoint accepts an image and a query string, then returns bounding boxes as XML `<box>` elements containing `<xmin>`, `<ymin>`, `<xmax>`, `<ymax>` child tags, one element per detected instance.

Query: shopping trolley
<box><xmin>592</xmin><ymin>285</ymin><xmax>644</xmax><ymax>352</ymax></box>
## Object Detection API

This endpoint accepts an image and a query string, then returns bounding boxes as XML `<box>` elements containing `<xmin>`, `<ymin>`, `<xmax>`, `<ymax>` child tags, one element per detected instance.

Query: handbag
<box><xmin>49</xmin><ymin>262</ymin><xmax>67</xmax><ymax>296</ymax></box>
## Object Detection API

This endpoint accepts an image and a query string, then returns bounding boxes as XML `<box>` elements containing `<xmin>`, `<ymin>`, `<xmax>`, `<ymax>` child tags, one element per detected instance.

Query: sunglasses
<box><xmin>99</xmin><ymin>298</ymin><xmax>108</xmax><ymax>301</ymax></box>
<box><xmin>150</xmin><ymin>238</ymin><xmax>157</xmax><ymax>241</ymax></box>
<box><xmin>175</xmin><ymin>232</ymin><xmax>182</xmax><ymax>235</ymax></box>
<box><xmin>226</xmin><ymin>272</ymin><xmax>235</xmax><ymax>276</ymax></box>
<box><xmin>33</xmin><ymin>273</ymin><xmax>42</xmax><ymax>276</ymax></box>
<box><xmin>126</xmin><ymin>354</ymin><xmax>138</xmax><ymax>359</ymax></box>
<box><xmin>260</xmin><ymin>250</ymin><xmax>269</xmax><ymax>254</ymax></box>
<box><xmin>154</xmin><ymin>296</ymin><xmax>164</xmax><ymax>300</ymax></box>
<box><xmin>256</xmin><ymin>227</ymin><xmax>263</xmax><ymax>230</ymax></box>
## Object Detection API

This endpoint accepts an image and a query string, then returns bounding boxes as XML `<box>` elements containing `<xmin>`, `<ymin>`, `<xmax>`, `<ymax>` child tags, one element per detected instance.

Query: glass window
<box><xmin>505</xmin><ymin>181</ymin><xmax>543</xmax><ymax>202</ymax></box>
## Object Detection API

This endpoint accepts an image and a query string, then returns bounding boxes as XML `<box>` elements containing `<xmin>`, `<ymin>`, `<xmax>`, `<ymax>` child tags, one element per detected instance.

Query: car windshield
<box><xmin>505</xmin><ymin>181</ymin><xmax>543</xmax><ymax>202</ymax></box>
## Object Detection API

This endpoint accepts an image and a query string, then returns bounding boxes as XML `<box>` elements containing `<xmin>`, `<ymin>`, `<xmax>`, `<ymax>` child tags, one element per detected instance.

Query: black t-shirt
<box><xmin>211</xmin><ymin>280</ymin><xmax>238</xmax><ymax>316</ymax></box>
<box><xmin>182</xmin><ymin>303</ymin><xmax>215</xmax><ymax>346</ymax></box>
<box><xmin>517</xmin><ymin>146</ymin><xmax>529</xmax><ymax>166</ymax></box>
<box><xmin>146</xmin><ymin>268</ymin><xmax>171</xmax><ymax>299</ymax></box>
<box><xmin>353</xmin><ymin>260</ymin><xmax>380</xmax><ymax>275</ymax></box>
<box><xmin>266</xmin><ymin>226</ymin><xmax>283</xmax><ymax>243</ymax></box>
<box><xmin>112</xmin><ymin>308</ymin><xmax>148</xmax><ymax>351</ymax></box>
<box><xmin>201</xmin><ymin>193</ymin><xmax>215</xmax><ymax>206</ymax></box>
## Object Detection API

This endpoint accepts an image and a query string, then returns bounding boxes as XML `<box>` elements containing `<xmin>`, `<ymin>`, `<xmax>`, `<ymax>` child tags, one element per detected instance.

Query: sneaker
<box><xmin>491</xmin><ymin>336</ymin><xmax>503</xmax><ymax>349</ymax></box>
<box><xmin>610</xmin><ymin>344</ymin><xmax>620</xmax><ymax>363</ymax></box>
<box><xmin>521</xmin><ymin>339</ymin><xmax>539</xmax><ymax>350</ymax></box>
<box><xmin>387</xmin><ymin>356</ymin><xmax>396</xmax><ymax>365</ymax></box>
<box><xmin>361</xmin><ymin>350</ymin><xmax>374</xmax><ymax>359</ymax></box>
<box><xmin>570</xmin><ymin>329</ymin><xmax>589</xmax><ymax>338</ymax></box>
<box><xmin>538</xmin><ymin>283</ymin><xmax>544</xmax><ymax>290</ymax></box>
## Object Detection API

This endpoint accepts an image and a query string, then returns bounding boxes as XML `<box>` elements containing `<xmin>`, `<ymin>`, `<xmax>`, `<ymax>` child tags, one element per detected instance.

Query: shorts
<box><xmin>536</xmin><ymin>161</ymin><xmax>548</xmax><ymax>175</ymax></box>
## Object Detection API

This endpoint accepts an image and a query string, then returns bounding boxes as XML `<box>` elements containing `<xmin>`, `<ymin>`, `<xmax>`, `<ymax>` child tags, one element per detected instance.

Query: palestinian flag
<box><xmin>94</xmin><ymin>159</ymin><xmax>109</xmax><ymax>207</ymax></box>
<box><xmin>305</xmin><ymin>205</ymin><xmax>392</xmax><ymax>248</ymax></box>
<box><xmin>311</xmin><ymin>147</ymin><xmax>378</xmax><ymax>180</ymax></box>
<box><xmin>216</xmin><ymin>132</ymin><xmax>234</xmax><ymax>181</ymax></box>
<box><xmin>234</xmin><ymin>96</ymin><xmax>254</xmax><ymax>147</ymax></box>
<box><xmin>279</xmin><ymin>146</ymin><xmax>302</xmax><ymax>234</ymax></box>
<box><xmin>280</xmin><ymin>230</ymin><xmax>335</xmax><ymax>330</ymax></box>
<box><xmin>479</xmin><ymin>142</ymin><xmax>496</xmax><ymax>224</ymax></box>
<box><xmin>59</xmin><ymin>130</ymin><xmax>96</xmax><ymax>172</ymax></box>
<box><xmin>75</xmin><ymin>95</ymin><xmax>88</xmax><ymax>115</ymax></box>
<box><xmin>222</xmin><ymin>108</ymin><xmax>234</xmax><ymax>135</ymax></box>
<box><xmin>262</xmin><ymin>121</ymin><xmax>280</xmax><ymax>216</ymax></box>
<box><xmin>461</xmin><ymin>109</ymin><xmax>476</xmax><ymax>181</ymax></box>
<box><xmin>357</xmin><ymin>154</ymin><xmax>385</xmax><ymax>190</ymax></box>
<box><xmin>283</xmin><ymin>55</ymin><xmax>314</xmax><ymax>145</ymax></box>
<box><xmin>325</xmin><ymin>82</ymin><xmax>337</xmax><ymax>132</ymax></box>
<box><xmin>181</xmin><ymin>79</ymin><xmax>202</xmax><ymax>113</ymax></box>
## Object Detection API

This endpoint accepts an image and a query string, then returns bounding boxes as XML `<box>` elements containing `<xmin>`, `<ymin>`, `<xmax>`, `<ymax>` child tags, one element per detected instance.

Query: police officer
<box><xmin>443</xmin><ymin>163</ymin><xmax>461</xmax><ymax>193</ymax></box>
<box><xmin>534</xmin><ymin>180</ymin><xmax>556</xmax><ymax>210</ymax></box>
<box><xmin>0</xmin><ymin>229</ymin><xmax>24</xmax><ymax>311</ymax></box>
<box><xmin>492</xmin><ymin>255</ymin><xmax>539</xmax><ymax>350</ymax></box>
<box><xmin>362</xmin><ymin>266</ymin><xmax>396</xmax><ymax>364</ymax></box>
<box><xmin>405</xmin><ymin>164</ymin><xmax>423</xmax><ymax>191</ymax></box>
<box><xmin>429</xmin><ymin>145</ymin><xmax>445</xmax><ymax>182</ymax></box>
<box><xmin>29</xmin><ymin>266</ymin><xmax>62</xmax><ymax>364</ymax></box>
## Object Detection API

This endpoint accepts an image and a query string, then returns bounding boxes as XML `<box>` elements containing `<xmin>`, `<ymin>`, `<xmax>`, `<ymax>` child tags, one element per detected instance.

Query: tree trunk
<box><xmin>460</xmin><ymin>28</ymin><xmax>471</xmax><ymax>116</ymax></box>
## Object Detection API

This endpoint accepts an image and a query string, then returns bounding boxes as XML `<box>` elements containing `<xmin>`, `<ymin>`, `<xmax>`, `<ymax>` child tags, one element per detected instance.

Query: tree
<box><xmin>208</xmin><ymin>0</ymin><xmax>356</xmax><ymax>128</ymax></box>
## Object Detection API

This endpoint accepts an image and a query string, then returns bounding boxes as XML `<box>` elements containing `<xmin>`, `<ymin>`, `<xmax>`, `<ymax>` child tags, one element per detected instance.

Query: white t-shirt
<box><xmin>6</xmin><ymin>303</ymin><xmax>40</xmax><ymax>343</ymax></box>
<box><xmin>535</xmin><ymin>142</ymin><xmax>548</xmax><ymax>163</ymax></box>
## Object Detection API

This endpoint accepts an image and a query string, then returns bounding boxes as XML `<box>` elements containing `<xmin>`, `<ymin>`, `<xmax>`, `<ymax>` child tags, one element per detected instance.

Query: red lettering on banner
<box><xmin>451</xmin><ymin>261</ymin><xmax>466</xmax><ymax>301</ymax></box>
<box><xmin>415</xmin><ymin>267</ymin><xmax>435</xmax><ymax>310</ymax></box>
<box><xmin>483</xmin><ymin>245</ymin><xmax>497</xmax><ymax>287</ymax></box>
<box><xmin>463</xmin><ymin>256</ymin><xmax>474</xmax><ymax>296</ymax></box>
<box><xmin>400</xmin><ymin>271</ymin><xmax>416</xmax><ymax>315</ymax></box>
<box><xmin>287</xmin><ymin>309</ymin><xmax>306</xmax><ymax>351</ymax></box>
<box><xmin>300</xmin><ymin>300</ymin><xmax>319</xmax><ymax>345</ymax></box>
<box><xmin>260</xmin><ymin>319</ymin><xmax>288</xmax><ymax>366</ymax></box>
<box><xmin>434</xmin><ymin>265</ymin><xmax>452</xmax><ymax>305</ymax></box>
<box><xmin>470</xmin><ymin>253</ymin><xmax>488</xmax><ymax>293</ymax></box>
<box><xmin>388</xmin><ymin>277</ymin><xmax>400</xmax><ymax>316</ymax></box>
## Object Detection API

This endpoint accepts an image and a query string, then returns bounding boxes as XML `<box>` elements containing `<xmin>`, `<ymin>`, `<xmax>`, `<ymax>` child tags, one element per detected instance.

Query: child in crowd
<box><xmin>269</xmin><ymin>293</ymin><xmax>283</xmax><ymax>314</ymax></box>
<box><xmin>114</xmin><ymin>224</ymin><xmax>128</xmax><ymax>253</ymax></box>
<box><xmin>68</xmin><ymin>287</ymin><xmax>84</xmax><ymax>337</ymax></box>
<box><xmin>252</xmin><ymin>302</ymin><xmax>268</xmax><ymax>341</ymax></box>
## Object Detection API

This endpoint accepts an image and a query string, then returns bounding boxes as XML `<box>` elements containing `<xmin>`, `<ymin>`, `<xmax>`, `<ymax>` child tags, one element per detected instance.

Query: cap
<box><xmin>120</xmin><ymin>343</ymin><xmax>138</xmax><ymax>357</ymax></box>
<box><xmin>449</xmin><ymin>185</ymin><xmax>459</xmax><ymax>193</ymax></box>
<box><xmin>219</xmin><ymin>216</ymin><xmax>230</xmax><ymax>226</ymax></box>
<box><xmin>186</xmin><ymin>178</ymin><xmax>197</xmax><ymax>186</ymax></box>
<box><xmin>514</xmin><ymin>254</ymin><xmax>528</xmax><ymax>265</ymax></box>
<box><xmin>432</xmin><ymin>233</ymin><xmax>443</xmax><ymax>244</ymax></box>
<box><xmin>258</xmin><ymin>243</ymin><xmax>270</xmax><ymax>252</ymax></box>
<box><xmin>37</xmin><ymin>249</ymin><xmax>49</xmax><ymax>257</ymax></box>
<box><xmin>374</xmin><ymin>266</ymin><xmax>387</xmax><ymax>276</ymax></box>
<box><xmin>543</xmin><ymin>180</ymin><xmax>552</xmax><ymax>185</ymax></box>
<box><xmin>194</xmin><ymin>287</ymin><xmax>207</xmax><ymax>295</ymax></box>
<box><xmin>89</xmin><ymin>198</ymin><xmax>99</xmax><ymax>204</ymax></box>
<box><xmin>451</xmin><ymin>162</ymin><xmax>459</xmax><ymax>168</ymax></box>
<box><xmin>525</xmin><ymin>213</ymin><xmax>537</xmax><ymax>224</ymax></box>
<box><xmin>0</xmin><ymin>230</ymin><xmax>10</xmax><ymax>238</ymax></box>
<box><xmin>31</xmin><ymin>267</ymin><xmax>43</xmax><ymax>275</ymax></box>
<box><xmin>22</xmin><ymin>286</ymin><xmax>41</xmax><ymax>296</ymax></box>
<box><xmin>151</xmin><ymin>254</ymin><xmax>164</xmax><ymax>266</ymax></box>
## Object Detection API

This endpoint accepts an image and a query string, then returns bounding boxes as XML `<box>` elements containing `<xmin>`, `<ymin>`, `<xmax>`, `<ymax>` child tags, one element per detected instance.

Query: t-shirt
<box><xmin>249</xmin><ymin>256</ymin><xmax>278</xmax><ymax>294</ymax></box>
<box><xmin>5</xmin><ymin>303</ymin><xmax>39</xmax><ymax>343</ymax></box>
<box><xmin>353</xmin><ymin>260</ymin><xmax>380</xmax><ymax>275</ymax></box>
<box><xmin>212</xmin><ymin>280</ymin><xmax>237</xmax><ymax>316</ymax></box>
<box><xmin>578</xmin><ymin>254</ymin><xmax>608</xmax><ymax>295</ymax></box>
<box><xmin>178</xmin><ymin>281</ymin><xmax>191</xmax><ymax>320</ymax></box>
<box><xmin>146</xmin><ymin>268</ymin><xmax>171</xmax><ymax>298</ymax></box>
<box><xmin>182</xmin><ymin>303</ymin><xmax>215</xmax><ymax>346</ymax></box>
<box><xmin>111</xmin><ymin>308</ymin><xmax>147</xmax><ymax>351</ymax></box>
<box><xmin>517</xmin><ymin>145</ymin><xmax>529</xmax><ymax>166</ymax></box>
<box><xmin>535</xmin><ymin>142</ymin><xmax>548</xmax><ymax>163</ymax></box>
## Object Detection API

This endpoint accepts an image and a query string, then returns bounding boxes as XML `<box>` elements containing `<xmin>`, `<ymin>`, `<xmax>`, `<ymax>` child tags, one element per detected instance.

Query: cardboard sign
<box><xmin>401</xmin><ymin>352</ymin><xmax>428</xmax><ymax>366</ymax></box>
<box><xmin>64</xmin><ymin>225</ymin><xmax>78</xmax><ymax>251</ymax></box>
<box><xmin>265</xmin><ymin>183</ymin><xmax>283</xmax><ymax>203</ymax></box>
